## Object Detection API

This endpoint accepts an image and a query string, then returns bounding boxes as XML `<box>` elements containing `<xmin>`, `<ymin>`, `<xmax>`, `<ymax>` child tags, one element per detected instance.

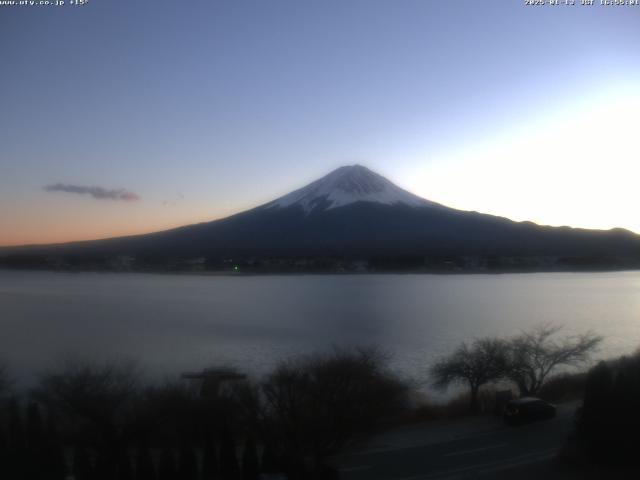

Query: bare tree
<box><xmin>429</xmin><ymin>338</ymin><xmax>508</xmax><ymax>413</ymax></box>
<box><xmin>261</xmin><ymin>347</ymin><xmax>410</xmax><ymax>468</ymax></box>
<box><xmin>128</xmin><ymin>380</ymin><xmax>200</xmax><ymax>443</ymax></box>
<box><xmin>506</xmin><ymin>324</ymin><xmax>602</xmax><ymax>396</ymax></box>
<box><xmin>33</xmin><ymin>358</ymin><xmax>140</xmax><ymax>459</ymax></box>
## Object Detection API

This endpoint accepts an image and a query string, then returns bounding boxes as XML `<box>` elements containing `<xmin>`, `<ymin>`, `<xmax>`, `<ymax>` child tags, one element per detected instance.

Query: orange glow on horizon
<box><xmin>0</xmin><ymin>206</ymin><xmax>243</xmax><ymax>248</ymax></box>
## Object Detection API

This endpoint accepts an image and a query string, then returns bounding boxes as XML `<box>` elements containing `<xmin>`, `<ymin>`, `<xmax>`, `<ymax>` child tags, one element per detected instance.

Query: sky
<box><xmin>1</xmin><ymin>0</ymin><xmax>640</xmax><ymax>246</ymax></box>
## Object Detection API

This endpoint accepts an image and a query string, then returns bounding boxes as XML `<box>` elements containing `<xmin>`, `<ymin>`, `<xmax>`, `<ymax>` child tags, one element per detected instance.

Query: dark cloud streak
<box><xmin>44</xmin><ymin>183</ymin><xmax>140</xmax><ymax>202</ymax></box>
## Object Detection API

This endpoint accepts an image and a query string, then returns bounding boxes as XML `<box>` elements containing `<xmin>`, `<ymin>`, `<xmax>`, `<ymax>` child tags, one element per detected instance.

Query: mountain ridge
<box><xmin>2</xmin><ymin>165</ymin><xmax>640</xmax><ymax>272</ymax></box>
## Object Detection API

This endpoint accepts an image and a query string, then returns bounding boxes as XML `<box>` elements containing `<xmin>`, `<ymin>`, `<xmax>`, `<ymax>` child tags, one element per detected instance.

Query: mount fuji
<box><xmin>4</xmin><ymin>165</ymin><xmax>640</xmax><ymax>270</ymax></box>
<box><xmin>262</xmin><ymin>165</ymin><xmax>439</xmax><ymax>213</ymax></box>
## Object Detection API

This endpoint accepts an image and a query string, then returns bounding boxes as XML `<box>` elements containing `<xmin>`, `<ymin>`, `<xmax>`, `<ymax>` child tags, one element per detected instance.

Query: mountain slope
<box><xmin>2</xmin><ymin>165</ymin><xmax>640</xmax><ymax>268</ymax></box>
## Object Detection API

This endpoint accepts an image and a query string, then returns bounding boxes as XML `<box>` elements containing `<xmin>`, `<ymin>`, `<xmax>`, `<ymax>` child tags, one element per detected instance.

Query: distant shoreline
<box><xmin>3</xmin><ymin>266</ymin><xmax>640</xmax><ymax>277</ymax></box>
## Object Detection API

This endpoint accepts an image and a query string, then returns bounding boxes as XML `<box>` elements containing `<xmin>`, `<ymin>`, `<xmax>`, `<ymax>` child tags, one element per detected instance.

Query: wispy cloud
<box><xmin>44</xmin><ymin>183</ymin><xmax>140</xmax><ymax>202</ymax></box>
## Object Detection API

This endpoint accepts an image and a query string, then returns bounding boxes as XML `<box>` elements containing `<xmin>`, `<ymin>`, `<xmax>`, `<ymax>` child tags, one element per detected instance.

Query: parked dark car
<box><xmin>503</xmin><ymin>397</ymin><xmax>556</xmax><ymax>426</ymax></box>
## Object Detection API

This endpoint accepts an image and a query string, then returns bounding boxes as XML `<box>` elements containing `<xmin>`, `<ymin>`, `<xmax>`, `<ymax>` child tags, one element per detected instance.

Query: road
<box><xmin>335</xmin><ymin>404</ymin><xmax>577</xmax><ymax>480</ymax></box>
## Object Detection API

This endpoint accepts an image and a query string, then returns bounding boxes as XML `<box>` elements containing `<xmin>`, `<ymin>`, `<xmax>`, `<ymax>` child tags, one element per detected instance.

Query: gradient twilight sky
<box><xmin>1</xmin><ymin>0</ymin><xmax>640</xmax><ymax>246</ymax></box>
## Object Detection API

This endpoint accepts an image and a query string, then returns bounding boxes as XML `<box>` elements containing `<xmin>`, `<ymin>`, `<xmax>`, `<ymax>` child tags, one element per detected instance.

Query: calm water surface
<box><xmin>2</xmin><ymin>270</ymin><xmax>640</xmax><ymax>388</ymax></box>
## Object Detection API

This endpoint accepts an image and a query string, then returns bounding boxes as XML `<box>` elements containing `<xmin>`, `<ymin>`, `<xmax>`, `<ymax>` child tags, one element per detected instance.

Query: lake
<box><xmin>2</xmin><ymin>270</ymin><xmax>640</xmax><ymax>391</ymax></box>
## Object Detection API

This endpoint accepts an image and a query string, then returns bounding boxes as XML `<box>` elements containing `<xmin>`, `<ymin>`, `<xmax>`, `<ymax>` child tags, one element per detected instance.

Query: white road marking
<box><xmin>341</xmin><ymin>428</ymin><xmax>507</xmax><ymax>457</ymax></box>
<box><xmin>396</xmin><ymin>448</ymin><xmax>558</xmax><ymax>480</ymax></box>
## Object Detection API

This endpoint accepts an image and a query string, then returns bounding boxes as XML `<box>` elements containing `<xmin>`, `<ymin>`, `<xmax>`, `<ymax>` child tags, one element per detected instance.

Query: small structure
<box><xmin>181</xmin><ymin>368</ymin><xmax>247</xmax><ymax>398</ymax></box>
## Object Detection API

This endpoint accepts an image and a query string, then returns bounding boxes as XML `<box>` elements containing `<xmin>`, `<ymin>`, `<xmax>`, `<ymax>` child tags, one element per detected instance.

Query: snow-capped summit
<box><xmin>9</xmin><ymin>163</ymin><xmax>640</xmax><ymax>265</ymax></box>
<box><xmin>265</xmin><ymin>165</ymin><xmax>439</xmax><ymax>213</ymax></box>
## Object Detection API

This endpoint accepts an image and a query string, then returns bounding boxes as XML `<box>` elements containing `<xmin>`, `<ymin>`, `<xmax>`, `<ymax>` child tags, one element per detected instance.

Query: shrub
<box><xmin>261</xmin><ymin>347</ymin><xmax>410</xmax><ymax>466</ymax></box>
<box><xmin>576</xmin><ymin>355</ymin><xmax>640</xmax><ymax>465</ymax></box>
